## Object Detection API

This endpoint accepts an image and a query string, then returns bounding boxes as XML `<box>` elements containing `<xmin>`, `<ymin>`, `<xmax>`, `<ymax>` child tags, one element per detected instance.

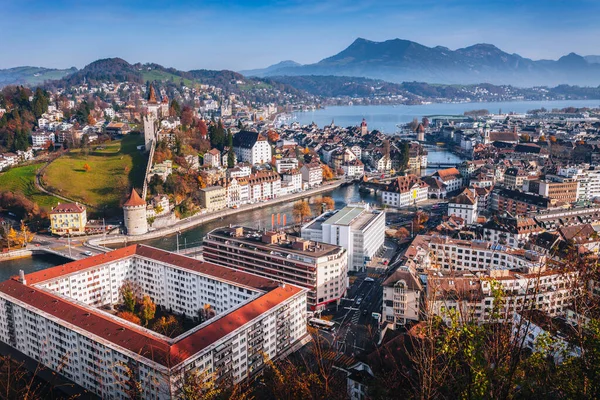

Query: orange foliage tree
<box><xmin>117</xmin><ymin>311</ymin><xmax>141</xmax><ymax>325</ymax></box>
<box><xmin>322</xmin><ymin>165</ymin><xmax>334</xmax><ymax>181</ymax></box>
<box><xmin>83</xmin><ymin>163</ymin><xmax>91</xmax><ymax>172</ymax></box>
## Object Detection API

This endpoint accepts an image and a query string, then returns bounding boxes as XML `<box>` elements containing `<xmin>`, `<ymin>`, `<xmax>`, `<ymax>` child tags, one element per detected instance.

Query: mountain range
<box><xmin>240</xmin><ymin>38</ymin><xmax>600</xmax><ymax>86</ymax></box>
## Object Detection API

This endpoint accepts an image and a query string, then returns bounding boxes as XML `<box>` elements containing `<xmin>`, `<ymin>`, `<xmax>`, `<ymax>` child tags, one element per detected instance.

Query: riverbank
<box><xmin>89</xmin><ymin>179</ymin><xmax>348</xmax><ymax>246</ymax></box>
<box><xmin>0</xmin><ymin>249</ymin><xmax>32</xmax><ymax>262</ymax></box>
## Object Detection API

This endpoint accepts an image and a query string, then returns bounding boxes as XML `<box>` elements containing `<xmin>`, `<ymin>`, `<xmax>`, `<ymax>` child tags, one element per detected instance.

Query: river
<box><xmin>0</xmin><ymin>254</ymin><xmax>72</xmax><ymax>281</ymax></box>
<box><xmin>293</xmin><ymin>100</ymin><xmax>600</xmax><ymax>134</ymax></box>
<box><xmin>141</xmin><ymin>183</ymin><xmax>378</xmax><ymax>251</ymax></box>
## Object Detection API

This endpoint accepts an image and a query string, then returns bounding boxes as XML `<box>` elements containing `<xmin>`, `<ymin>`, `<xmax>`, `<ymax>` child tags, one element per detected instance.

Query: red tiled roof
<box><xmin>124</xmin><ymin>189</ymin><xmax>146</xmax><ymax>207</ymax></box>
<box><xmin>1</xmin><ymin>245</ymin><xmax>305</xmax><ymax>368</ymax></box>
<box><xmin>434</xmin><ymin>167</ymin><xmax>461</xmax><ymax>180</ymax></box>
<box><xmin>50</xmin><ymin>202</ymin><xmax>86</xmax><ymax>214</ymax></box>
<box><xmin>383</xmin><ymin>175</ymin><xmax>428</xmax><ymax>193</ymax></box>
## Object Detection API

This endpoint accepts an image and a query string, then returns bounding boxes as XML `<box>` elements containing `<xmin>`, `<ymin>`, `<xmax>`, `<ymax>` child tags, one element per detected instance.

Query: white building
<box><xmin>448</xmin><ymin>188</ymin><xmax>479</xmax><ymax>225</ymax></box>
<box><xmin>275</xmin><ymin>157</ymin><xmax>299</xmax><ymax>174</ymax></box>
<box><xmin>233</xmin><ymin>130</ymin><xmax>271</xmax><ymax>165</ymax></box>
<box><xmin>380</xmin><ymin>175</ymin><xmax>429</xmax><ymax>208</ymax></box>
<box><xmin>300</xmin><ymin>163</ymin><xmax>323</xmax><ymax>188</ymax></box>
<box><xmin>341</xmin><ymin>160</ymin><xmax>365</xmax><ymax>179</ymax></box>
<box><xmin>31</xmin><ymin>131</ymin><xmax>55</xmax><ymax>149</ymax></box>
<box><xmin>247</xmin><ymin>170</ymin><xmax>281</xmax><ymax>202</ymax></box>
<box><xmin>432</xmin><ymin>168</ymin><xmax>463</xmax><ymax>193</ymax></box>
<box><xmin>0</xmin><ymin>245</ymin><xmax>308</xmax><ymax>399</ymax></box>
<box><xmin>281</xmin><ymin>169</ymin><xmax>302</xmax><ymax>195</ymax></box>
<box><xmin>204</xmin><ymin>148</ymin><xmax>221</xmax><ymax>168</ymax></box>
<box><xmin>204</xmin><ymin>227</ymin><xmax>348</xmax><ymax>310</ymax></box>
<box><xmin>557</xmin><ymin>165</ymin><xmax>600</xmax><ymax>202</ymax></box>
<box><xmin>302</xmin><ymin>204</ymin><xmax>385</xmax><ymax>272</ymax></box>
<box><xmin>382</xmin><ymin>267</ymin><xmax>423</xmax><ymax>329</ymax></box>
<box><xmin>225</xmin><ymin>177</ymin><xmax>250</xmax><ymax>207</ymax></box>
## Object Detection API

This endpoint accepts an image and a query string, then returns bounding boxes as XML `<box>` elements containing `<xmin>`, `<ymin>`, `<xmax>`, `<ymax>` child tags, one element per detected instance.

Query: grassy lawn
<box><xmin>43</xmin><ymin>135</ymin><xmax>147</xmax><ymax>211</ymax></box>
<box><xmin>141</xmin><ymin>70</ymin><xmax>195</xmax><ymax>87</ymax></box>
<box><xmin>0</xmin><ymin>163</ymin><xmax>61</xmax><ymax>209</ymax></box>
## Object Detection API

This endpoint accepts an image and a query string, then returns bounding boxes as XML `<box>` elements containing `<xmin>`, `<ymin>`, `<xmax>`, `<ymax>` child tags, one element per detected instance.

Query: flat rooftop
<box><xmin>208</xmin><ymin>226</ymin><xmax>343</xmax><ymax>258</ymax></box>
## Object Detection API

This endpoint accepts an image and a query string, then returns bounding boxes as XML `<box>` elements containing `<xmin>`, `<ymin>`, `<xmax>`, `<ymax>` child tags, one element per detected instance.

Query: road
<box><xmin>317</xmin><ymin>240</ymin><xmax>408</xmax><ymax>358</ymax></box>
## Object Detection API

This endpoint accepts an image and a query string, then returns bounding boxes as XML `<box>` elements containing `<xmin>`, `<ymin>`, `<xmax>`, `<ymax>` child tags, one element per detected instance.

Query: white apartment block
<box><xmin>300</xmin><ymin>163</ymin><xmax>323</xmax><ymax>188</ymax></box>
<box><xmin>233</xmin><ymin>131</ymin><xmax>271</xmax><ymax>165</ymax></box>
<box><xmin>31</xmin><ymin>131</ymin><xmax>55</xmax><ymax>149</ymax></box>
<box><xmin>247</xmin><ymin>171</ymin><xmax>281</xmax><ymax>202</ymax></box>
<box><xmin>558</xmin><ymin>165</ymin><xmax>600</xmax><ymax>201</ymax></box>
<box><xmin>447</xmin><ymin>189</ymin><xmax>478</xmax><ymax>225</ymax></box>
<box><xmin>382</xmin><ymin>268</ymin><xmax>422</xmax><ymax>329</ymax></box>
<box><xmin>0</xmin><ymin>245</ymin><xmax>308</xmax><ymax>399</ymax></box>
<box><xmin>203</xmin><ymin>227</ymin><xmax>348</xmax><ymax>310</ymax></box>
<box><xmin>302</xmin><ymin>204</ymin><xmax>385</xmax><ymax>272</ymax></box>
<box><xmin>275</xmin><ymin>157</ymin><xmax>299</xmax><ymax>174</ymax></box>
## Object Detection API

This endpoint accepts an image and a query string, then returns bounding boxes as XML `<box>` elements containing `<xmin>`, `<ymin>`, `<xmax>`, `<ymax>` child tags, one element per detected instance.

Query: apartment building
<box><xmin>482</xmin><ymin>215</ymin><xmax>542</xmax><ymax>248</ymax></box>
<box><xmin>382</xmin><ymin>267</ymin><xmax>423</xmax><ymax>329</ymax></box>
<box><xmin>247</xmin><ymin>170</ymin><xmax>281</xmax><ymax>202</ymax></box>
<box><xmin>203</xmin><ymin>226</ymin><xmax>348</xmax><ymax>310</ymax></box>
<box><xmin>31</xmin><ymin>131</ymin><xmax>55</xmax><ymax>149</ymax></box>
<box><xmin>491</xmin><ymin>188</ymin><xmax>551</xmax><ymax>215</ymax></box>
<box><xmin>448</xmin><ymin>188</ymin><xmax>478</xmax><ymax>225</ymax></box>
<box><xmin>380</xmin><ymin>175</ymin><xmax>429</xmax><ymax>208</ymax></box>
<box><xmin>200</xmin><ymin>186</ymin><xmax>227</xmax><ymax>212</ymax></box>
<box><xmin>426</xmin><ymin>236</ymin><xmax>546</xmax><ymax>273</ymax></box>
<box><xmin>301</xmin><ymin>204</ymin><xmax>385</xmax><ymax>272</ymax></box>
<box><xmin>300</xmin><ymin>163</ymin><xmax>323</xmax><ymax>188</ymax></box>
<box><xmin>0</xmin><ymin>245</ymin><xmax>308</xmax><ymax>399</ymax></box>
<box><xmin>49</xmin><ymin>202</ymin><xmax>87</xmax><ymax>235</ymax></box>
<box><xmin>503</xmin><ymin>167</ymin><xmax>528</xmax><ymax>190</ymax></box>
<box><xmin>526</xmin><ymin>176</ymin><xmax>579</xmax><ymax>203</ymax></box>
<box><xmin>432</xmin><ymin>168</ymin><xmax>463</xmax><ymax>193</ymax></box>
<box><xmin>557</xmin><ymin>165</ymin><xmax>600</xmax><ymax>201</ymax></box>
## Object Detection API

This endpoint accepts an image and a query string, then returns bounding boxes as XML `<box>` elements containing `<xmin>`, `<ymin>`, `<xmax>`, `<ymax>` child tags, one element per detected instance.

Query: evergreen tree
<box><xmin>227</xmin><ymin>149</ymin><xmax>235</xmax><ymax>168</ymax></box>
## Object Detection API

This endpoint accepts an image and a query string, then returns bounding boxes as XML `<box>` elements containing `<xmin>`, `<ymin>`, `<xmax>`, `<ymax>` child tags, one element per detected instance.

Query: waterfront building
<box><xmin>380</xmin><ymin>175</ymin><xmax>429</xmax><ymax>208</ymax></box>
<box><xmin>300</xmin><ymin>163</ymin><xmax>323</xmax><ymax>188</ymax></box>
<box><xmin>247</xmin><ymin>170</ymin><xmax>281</xmax><ymax>202</ymax></box>
<box><xmin>49</xmin><ymin>202</ymin><xmax>87</xmax><ymax>235</ymax></box>
<box><xmin>432</xmin><ymin>168</ymin><xmax>463</xmax><ymax>193</ymax></box>
<box><xmin>203</xmin><ymin>226</ymin><xmax>348</xmax><ymax>310</ymax></box>
<box><xmin>301</xmin><ymin>204</ymin><xmax>385</xmax><ymax>272</ymax></box>
<box><xmin>0</xmin><ymin>245</ymin><xmax>308</xmax><ymax>399</ymax></box>
<box><xmin>200</xmin><ymin>186</ymin><xmax>227</xmax><ymax>212</ymax></box>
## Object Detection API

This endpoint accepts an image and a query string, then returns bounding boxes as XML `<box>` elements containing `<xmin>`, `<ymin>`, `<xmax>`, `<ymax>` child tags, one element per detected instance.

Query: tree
<box><xmin>322</xmin><ymin>165</ymin><xmax>334</xmax><ymax>181</ymax></box>
<box><xmin>227</xmin><ymin>149</ymin><xmax>235</xmax><ymax>168</ymax></box>
<box><xmin>151</xmin><ymin>315</ymin><xmax>182</xmax><ymax>337</ymax></box>
<box><xmin>169</xmin><ymin>99</ymin><xmax>181</xmax><ymax>117</ymax></box>
<box><xmin>422</xmin><ymin>117</ymin><xmax>430</xmax><ymax>128</ymax></box>
<box><xmin>197</xmin><ymin>119</ymin><xmax>208</xmax><ymax>138</ymax></box>
<box><xmin>119</xmin><ymin>280</ymin><xmax>140</xmax><ymax>313</ymax></box>
<box><xmin>408</xmin><ymin>118</ymin><xmax>419</xmax><ymax>131</ymax></box>
<box><xmin>140</xmin><ymin>295</ymin><xmax>156</xmax><ymax>326</ymax></box>
<box><xmin>320</xmin><ymin>196</ymin><xmax>335</xmax><ymax>210</ymax></box>
<box><xmin>18</xmin><ymin>221</ymin><xmax>34</xmax><ymax>246</ymax></box>
<box><xmin>6</xmin><ymin>227</ymin><xmax>18</xmax><ymax>250</ymax></box>
<box><xmin>87</xmin><ymin>113</ymin><xmax>96</xmax><ymax>125</ymax></box>
<box><xmin>181</xmin><ymin>106</ymin><xmax>194</xmax><ymax>128</ymax></box>
<box><xmin>197</xmin><ymin>175</ymin><xmax>207</xmax><ymax>189</ymax></box>
<box><xmin>382</xmin><ymin>139</ymin><xmax>391</xmax><ymax>158</ymax></box>
<box><xmin>117</xmin><ymin>311</ymin><xmax>141</xmax><ymax>325</ymax></box>
<box><xmin>395</xmin><ymin>227</ymin><xmax>410</xmax><ymax>239</ymax></box>
<box><xmin>83</xmin><ymin>163</ymin><xmax>91</xmax><ymax>172</ymax></box>
<box><xmin>293</xmin><ymin>201</ymin><xmax>311</xmax><ymax>223</ymax></box>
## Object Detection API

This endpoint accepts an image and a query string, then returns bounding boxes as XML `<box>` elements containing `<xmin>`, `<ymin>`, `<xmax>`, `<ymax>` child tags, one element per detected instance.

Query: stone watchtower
<box><xmin>143</xmin><ymin>85</ymin><xmax>160</xmax><ymax>152</ymax></box>
<box><xmin>123</xmin><ymin>189</ymin><xmax>148</xmax><ymax>235</ymax></box>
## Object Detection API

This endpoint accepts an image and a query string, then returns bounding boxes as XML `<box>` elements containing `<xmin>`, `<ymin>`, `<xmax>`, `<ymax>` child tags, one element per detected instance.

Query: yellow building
<box><xmin>199</xmin><ymin>186</ymin><xmax>227</xmax><ymax>212</ymax></box>
<box><xmin>49</xmin><ymin>202</ymin><xmax>87</xmax><ymax>235</ymax></box>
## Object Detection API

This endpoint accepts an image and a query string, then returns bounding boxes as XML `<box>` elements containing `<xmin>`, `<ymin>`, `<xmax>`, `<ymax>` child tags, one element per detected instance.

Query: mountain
<box><xmin>240</xmin><ymin>60</ymin><xmax>302</xmax><ymax>77</ymax></box>
<box><xmin>0</xmin><ymin>66</ymin><xmax>77</xmax><ymax>87</ymax></box>
<box><xmin>585</xmin><ymin>55</ymin><xmax>600</xmax><ymax>64</ymax></box>
<box><xmin>247</xmin><ymin>38</ymin><xmax>600</xmax><ymax>86</ymax></box>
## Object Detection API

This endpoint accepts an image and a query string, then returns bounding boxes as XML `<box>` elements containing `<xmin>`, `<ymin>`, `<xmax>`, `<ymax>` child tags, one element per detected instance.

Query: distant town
<box><xmin>1</xmin><ymin>61</ymin><xmax>600</xmax><ymax>399</ymax></box>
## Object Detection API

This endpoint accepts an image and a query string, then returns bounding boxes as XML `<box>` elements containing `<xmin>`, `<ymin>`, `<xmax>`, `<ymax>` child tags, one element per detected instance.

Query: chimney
<box><xmin>18</xmin><ymin>270</ymin><xmax>26</xmax><ymax>285</ymax></box>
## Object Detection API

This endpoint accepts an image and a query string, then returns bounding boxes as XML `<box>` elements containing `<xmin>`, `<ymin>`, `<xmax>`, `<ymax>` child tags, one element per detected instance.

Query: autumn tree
<box><xmin>395</xmin><ymin>227</ymin><xmax>410</xmax><ymax>239</ymax></box>
<box><xmin>321</xmin><ymin>165</ymin><xmax>334</xmax><ymax>181</ymax></box>
<box><xmin>87</xmin><ymin>113</ymin><xmax>96</xmax><ymax>125</ymax></box>
<box><xmin>317</xmin><ymin>196</ymin><xmax>335</xmax><ymax>211</ymax></box>
<box><xmin>140</xmin><ymin>295</ymin><xmax>156</xmax><ymax>326</ymax></box>
<box><xmin>83</xmin><ymin>163</ymin><xmax>91</xmax><ymax>172</ymax></box>
<box><xmin>119</xmin><ymin>280</ymin><xmax>140</xmax><ymax>313</ymax></box>
<box><xmin>181</xmin><ymin>106</ymin><xmax>194</xmax><ymax>128</ymax></box>
<box><xmin>152</xmin><ymin>315</ymin><xmax>183</xmax><ymax>337</ymax></box>
<box><xmin>117</xmin><ymin>311</ymin><xmax>141</xmax><ymax>325</ymax></box>
<box><xmin>197</xmin><ymin>119</ymin><xmax>208</xmax><ymax>138</ymax></box>
<box><xmin>292</xmin><ymin>201</ymin><xmax>311</xmax><ymax>223</ymax></box>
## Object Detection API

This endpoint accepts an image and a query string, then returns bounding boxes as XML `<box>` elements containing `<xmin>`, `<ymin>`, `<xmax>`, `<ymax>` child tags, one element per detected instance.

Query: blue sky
<box><xmin>1</xmin><ymin>0</ymin><xmax>599</xmax><ymax>70</ymax></box>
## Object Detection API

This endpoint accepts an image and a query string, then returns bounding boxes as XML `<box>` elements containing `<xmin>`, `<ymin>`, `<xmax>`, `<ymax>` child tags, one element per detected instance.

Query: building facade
<box><xmin>302</xmin><ymin>204</ymin><xmax>385</xmax><ymax>272</ymax></box>
<box><xmin>49</xmin><ymin>202</ymin><xmax>87</xmax><ymax>235</ymax></box>
<box><xmin>203</xmin><ymin>227</ymin><xmax>348</xmax><ymax>310</ymax></box>
<box><xmin>0</xmin><ymin>245</ymin><xmax>308</xmax><ymax>399</ymax></box>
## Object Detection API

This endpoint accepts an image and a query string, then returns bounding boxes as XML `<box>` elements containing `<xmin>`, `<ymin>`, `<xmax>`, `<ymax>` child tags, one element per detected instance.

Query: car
<box><xmin>356</xmin><ymin>297</ymin><xmax>363</xmax><ymax>305</ymax></box>
<box><xmin>82</xmin><ymin>251</ymin><xmax>93</xmax><ymax>256</ymax></box>
<box><xmin>364</xmin><ymin>277</ymin><xmax>375</xmax><ymax>282</ymax></box>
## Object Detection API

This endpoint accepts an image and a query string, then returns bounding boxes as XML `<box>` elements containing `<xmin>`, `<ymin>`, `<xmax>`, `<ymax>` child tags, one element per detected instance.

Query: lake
<box><xmin>293</xmin><ymin>100</ymin><xmax>600</xmax><ymax>134</ymax></box>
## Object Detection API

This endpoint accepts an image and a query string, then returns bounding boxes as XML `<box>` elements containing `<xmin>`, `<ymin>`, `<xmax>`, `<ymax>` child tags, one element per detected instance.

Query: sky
<box><xmin>2</xmin><ymin>0</ymin><xmax>600</xmax><ymax>71</ymax></box>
